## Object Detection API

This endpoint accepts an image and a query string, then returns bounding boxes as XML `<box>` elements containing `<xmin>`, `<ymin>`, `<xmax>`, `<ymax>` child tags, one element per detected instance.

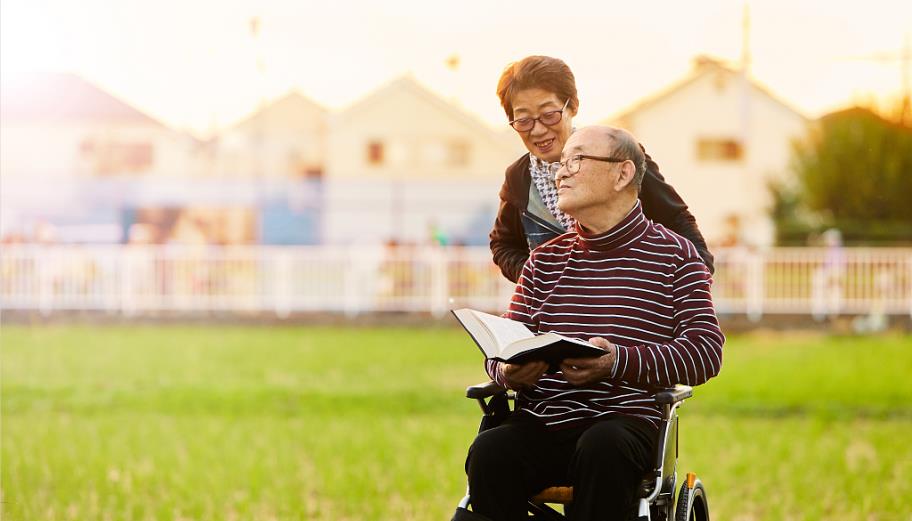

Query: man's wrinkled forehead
<box><xmin>561</xmin><ymin>128</ymin><xmax>612</xmax><ymax>159</ymax></box>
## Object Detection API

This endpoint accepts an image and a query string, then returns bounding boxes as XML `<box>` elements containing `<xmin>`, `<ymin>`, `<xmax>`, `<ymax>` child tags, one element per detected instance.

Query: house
<box><xmin>605</xmin><ymin>56</ymin><xmax>809</xmax><ymax>247</ymax></box>
<box><xmin>323</xmin><ymin>75</ymin><xmax>522</xmax><ymax>245</ymax></box>
<box><xmin>0</xmin><ymin>73</ymin><xmax>193</xmax><ymax>179</ymax></box>
<box><xmin>0</xmin><ymin>73</ymin><xmax>195</xmax><ymax>242</ymax></box>
<box><xmin>195</xmin><ymin>91</ymin><xmax>329</xmax><ymax>244</ymax></box>
<box><xmin>0</xmin><ymin>73</ymin><xmax>525</xmax><ymax>246</ymax></box>
<box><xmin>206</xmin><ymin>91</ymin><xmax>328</xmax><ymax>179</ymax></box>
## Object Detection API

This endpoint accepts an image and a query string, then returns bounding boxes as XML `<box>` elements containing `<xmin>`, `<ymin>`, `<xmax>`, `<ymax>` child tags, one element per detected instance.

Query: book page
<box><xmin>452</xmin><ymin>308</ymin><xmax>498</xmax><ymax>358</ymax></box>
<box><xmin>471</xmin><ymin>310</ymin><xmax>533</xmax><ymax>351</ymax></box>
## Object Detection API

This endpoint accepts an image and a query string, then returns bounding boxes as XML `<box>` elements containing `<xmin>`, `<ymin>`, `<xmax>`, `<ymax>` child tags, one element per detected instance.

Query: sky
<box><xmin>1</xmin><ymin>0</ymin><xmax>910</xmax><ymax>137</ymax></box>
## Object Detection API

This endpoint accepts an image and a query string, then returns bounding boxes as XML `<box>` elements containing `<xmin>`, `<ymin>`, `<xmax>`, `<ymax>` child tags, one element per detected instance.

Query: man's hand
<box><xmin>560</xmin><ymin>337</ymin><xmax>616</xmax><ymax>386</ymax></box>
<box><xmin>501</xmin><ymin>360</ymin><xmax>549</xmax><ymax>390</ymax></box>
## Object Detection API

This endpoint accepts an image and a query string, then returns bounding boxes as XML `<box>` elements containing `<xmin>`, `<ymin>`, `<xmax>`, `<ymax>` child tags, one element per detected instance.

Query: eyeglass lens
<box><xmin>511</xmin><ymin>105</ymin><xmax>565</xmax><ymax>132</ymax></box>
<box><xmin>548</xmin><ymin>156</ymin><xmax>581</xmax><ymax>178</ymax></box>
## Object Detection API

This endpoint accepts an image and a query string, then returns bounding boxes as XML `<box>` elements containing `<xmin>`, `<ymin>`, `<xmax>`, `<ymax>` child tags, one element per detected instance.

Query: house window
<box><xmin>423</xmin><ymin>142</ymin><xmax>446</xmax><ymax>164</ymax></box>
<box><xmin>448</xmin><ymin>140</ymin><xmax>470</xmax><ymax>166</ymax></box>
<box><xmin>367</xmin><ymin>141</ymin><xmax>385</xmax><ymax>166</ymax></box>
<box><xmin>80</xmin><ymin>140</ymin><xmax>155</xmax><ymax>175</ymax></box>
<box><xmin>697</xmin><ymin>138</ymin><xmax>743</xmax><ymax>162</ymax></box>
<box><xmin>289</xmin><ymin>150</ymin><xmax>324</xmax><ymax>179</ymax></box>
<box><xmin>302</xmin><ymin>166</ymin><xmax>324</xmax><ymax>179</ymax></box>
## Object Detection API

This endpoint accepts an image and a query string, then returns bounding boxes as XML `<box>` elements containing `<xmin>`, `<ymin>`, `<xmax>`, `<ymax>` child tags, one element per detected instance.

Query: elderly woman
<box><xmin>490</xmin><ymin>55</ymin><xmax>713</xmax><ymax>282</ymax></box>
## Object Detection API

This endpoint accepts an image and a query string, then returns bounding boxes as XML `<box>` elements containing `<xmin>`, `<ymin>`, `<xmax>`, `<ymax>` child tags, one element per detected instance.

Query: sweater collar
<box><xmin>575</xmin><ymin>200</ymin><xmax>648</xmax><ymax>252</ymax></box>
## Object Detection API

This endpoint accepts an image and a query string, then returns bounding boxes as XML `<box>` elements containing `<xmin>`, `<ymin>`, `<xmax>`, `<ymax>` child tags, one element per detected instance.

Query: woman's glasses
<box><xmin>509</xmin><ymin>99</ymin><xmax>570</xmax><ymax>132</ymax></box>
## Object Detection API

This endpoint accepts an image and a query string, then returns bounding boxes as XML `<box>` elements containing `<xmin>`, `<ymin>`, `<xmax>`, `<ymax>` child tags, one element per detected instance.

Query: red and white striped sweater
<box><xmin>486</xmin><ymin>201</ymin><xmax>724</xmax><ymax>429</ymax></box>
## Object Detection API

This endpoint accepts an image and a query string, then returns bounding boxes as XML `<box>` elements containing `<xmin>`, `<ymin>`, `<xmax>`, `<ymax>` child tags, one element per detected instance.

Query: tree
<box><xmin>776</xmin><ymin>106</ymin><xmax>912</xmax><ymax>245</ymax></box>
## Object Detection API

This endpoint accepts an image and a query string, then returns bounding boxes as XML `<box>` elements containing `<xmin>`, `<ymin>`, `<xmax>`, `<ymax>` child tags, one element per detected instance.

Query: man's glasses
<box><xmin>509</xmin><ymin>99</ymin><xmax>570</xmax><ymax>132</ymax></box>
<box><xmin>549</xmin><ymin>154</ymin><xmax>628</xmax><ymax>177</ymax></box>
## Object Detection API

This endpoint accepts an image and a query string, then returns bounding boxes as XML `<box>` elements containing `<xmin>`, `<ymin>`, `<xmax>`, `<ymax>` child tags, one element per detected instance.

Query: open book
<box><xmin>452</xmin><ymin>308</ymin><xmax>606</xmax><ymax>372</ymax></box>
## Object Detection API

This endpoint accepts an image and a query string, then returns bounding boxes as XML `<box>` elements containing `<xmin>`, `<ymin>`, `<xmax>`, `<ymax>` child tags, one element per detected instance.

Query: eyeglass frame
<box><xmin>509</xmin><ymin>98</ymin><xmax>570</xmax><ymax>132</ymax></box>
<box><xmin>550</xmin><ymin>154</ymin><xmax>629</xmax><ymax>179</ymax></box>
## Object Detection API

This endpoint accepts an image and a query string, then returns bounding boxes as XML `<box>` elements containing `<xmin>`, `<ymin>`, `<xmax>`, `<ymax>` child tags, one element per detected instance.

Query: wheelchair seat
<box><xmin>455</xmin><ymin>382</ymin><xmax>709</xmax><ymax>521</ymax></box>
<box><xmin>529</xmin><ymin>473</ymin><xmax>656</xmax><ymax>505</ymax></box>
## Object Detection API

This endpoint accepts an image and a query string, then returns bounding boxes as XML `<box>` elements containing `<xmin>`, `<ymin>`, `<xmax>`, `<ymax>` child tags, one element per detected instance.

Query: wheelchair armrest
<box><xmin>654</xmin><ymin>385</ymin><xmax>693</xmax><ymax>405</ymax></box>
<box><xmin>466</xmin><ymin>380</ymin><xmax>507</xmax><ymax>399</ymax></box>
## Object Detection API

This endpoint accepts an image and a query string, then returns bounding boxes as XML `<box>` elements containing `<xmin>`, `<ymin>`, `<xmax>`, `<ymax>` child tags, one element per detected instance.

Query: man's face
<box><xmin>555</xmin><ymin>128</ymin><xmax>618</xmax><ymax>216</ymax></box>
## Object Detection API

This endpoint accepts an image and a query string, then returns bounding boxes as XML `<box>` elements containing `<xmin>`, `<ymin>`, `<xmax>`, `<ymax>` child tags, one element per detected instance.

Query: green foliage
<box><xmin>767</xmin><ymin>178</ymin><xmax>818</xmax><ymax>245</ymax></box>
<box><xmin>779</xmin><ymin>107</ymin><xmax>912</xmax><ymax>244</ymax></box>
<box><xmin>3</xmin><ymin>326</ymin><xmax>912</xmax><ymax>520</ymax></box>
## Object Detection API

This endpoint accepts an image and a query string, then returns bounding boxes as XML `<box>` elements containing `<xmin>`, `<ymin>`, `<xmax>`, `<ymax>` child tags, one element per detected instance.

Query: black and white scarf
<box><xmin>529</xmin><ymin>154</ymin><xmax>575</xmax><ymax>231</ymax></box>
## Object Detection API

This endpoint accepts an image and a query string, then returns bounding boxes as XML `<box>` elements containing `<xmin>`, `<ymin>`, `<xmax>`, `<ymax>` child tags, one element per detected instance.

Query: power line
<box><xmin>838</xmin><ymin>34</ymin><xmax>911</xmax><ymax>123</ymax></box>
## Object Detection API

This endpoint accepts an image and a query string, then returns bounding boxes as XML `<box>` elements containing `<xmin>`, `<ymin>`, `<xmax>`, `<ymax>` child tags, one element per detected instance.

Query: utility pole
<box><xmin>739</xmin><ymin>1</ymin><xmax>752</xmax><ymax>156</ymax></box>
<box><xmin>250</xmin><ymin>16</ymin><xmax>267</xmax><ymax>181</ymax></box>
<box><xmin>249</xmin><ymin>15</ymin><xmax>268</xmax><ymax>243</ymax></box>
<box><xmin>741</xmin><ymin>1</ymin><xmax>751</xmax><ymax>74</ymax></box>
<box><xmin>901</xmin><ymin>34</ymin><xmax>910</xmax><ymax>125</ymax></box>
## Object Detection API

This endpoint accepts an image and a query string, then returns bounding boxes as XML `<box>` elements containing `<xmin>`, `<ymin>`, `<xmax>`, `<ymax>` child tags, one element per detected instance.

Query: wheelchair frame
<box><xmin>454</xmin><ymin>382</ymin><xmax>709</xmax><ymax>521</ymax></box>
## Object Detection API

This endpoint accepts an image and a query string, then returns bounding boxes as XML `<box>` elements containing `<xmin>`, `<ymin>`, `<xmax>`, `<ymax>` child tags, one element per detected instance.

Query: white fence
<box><xmin>2</xmin><ymin>245</ymin><xmax>911</xmax><ymax>319</ymax></box>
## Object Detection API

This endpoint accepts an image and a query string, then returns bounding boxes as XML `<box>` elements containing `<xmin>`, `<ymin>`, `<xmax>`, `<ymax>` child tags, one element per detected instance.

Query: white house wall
<box><xmin>618</xmin><ymin>70</ymin><xmax>808</xmax><ymax>247</ymax></box>
<box><xmin>210</xmin><ymin>94</ymin><xmax>328</xmax><ymax>179</ymax></box>
<box><xmin>322</xmin><ymin>177</ymin><xmax>504</xmax><ymax>246</ymax></box>
<box><xmin>1</xmin><ymin>122</ymin><xmax>87</xmax><ymax>178</ymax></box>
<box><xmin>323</xmin><ymin>77</ymin><xmax>522</xmax><ymax>246</ymax></box>
<box><xmin>327</xmin><ymin>80</ymin><xmax>521</xmax><ymax>180</ymax></box>
<box><xmin>0</xmin><ymin>121</ymin><xmax>193</xmax><ymax>179</ymax></box>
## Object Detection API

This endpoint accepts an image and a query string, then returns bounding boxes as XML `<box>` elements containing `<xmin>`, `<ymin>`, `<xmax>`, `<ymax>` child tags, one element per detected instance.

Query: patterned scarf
<box><xmin>529</xmin><ymin>154</ymin><xmax>575</xmax><ymax>231</ymax></box>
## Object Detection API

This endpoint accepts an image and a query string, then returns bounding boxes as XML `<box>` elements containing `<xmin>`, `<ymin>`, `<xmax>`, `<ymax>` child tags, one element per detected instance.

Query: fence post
<box><xmin>121</xmin><ymin>247</ymin><xmax>135</xmax><ymax>317</ymax></box>
<box><xmin>429</xmin><ymin>247</ymin><xmax>448</xmax><ymax>318</ymax></box>
<box><xmin>343</xmin><ymin>246</ymin><xmax>360</xmax><ymax>318</ymax></box>
<box><xmin>746</xmin><ymin>249</ymin><xmax>764</xmax><ymax>322</ymax></box>
<box><xmin>38</xmin><ymin>246</ymin><xmax>55</xmax><ymax>316</ymax></box>
<box><xmin>275</xmin><ymin>249</ymin><xmax>292</xmax><ymax>319</ymax></box>
<box><xmin>907</xmin><ymin>253</ymin><xmax>912</xmax><ymax>319</ymax></box>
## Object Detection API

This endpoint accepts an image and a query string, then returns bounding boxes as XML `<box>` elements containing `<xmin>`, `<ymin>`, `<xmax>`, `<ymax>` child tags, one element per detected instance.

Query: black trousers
<box><xmin>466</xmin><ymin>412</ymin><xmax>656</xmax><ymax>521</ymax></box>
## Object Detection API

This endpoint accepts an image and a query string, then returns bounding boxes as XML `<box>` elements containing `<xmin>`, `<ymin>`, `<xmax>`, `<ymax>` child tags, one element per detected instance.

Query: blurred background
<box><xmin>1</xmin><ymin>0</ymin><xmax>911</xmax><ymax>520</ymax></box>
<box><xmin>1</xmin><ymin>0</ymin><xmax>911</xmax><ymax>322</ymax></box>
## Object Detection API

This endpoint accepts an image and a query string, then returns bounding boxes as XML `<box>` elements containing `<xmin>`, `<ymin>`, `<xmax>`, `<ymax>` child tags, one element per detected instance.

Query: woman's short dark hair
<box><xmin>496</xmin><ymin>56</ymin><xmax>579</xmax><ymax>120</ymax></box>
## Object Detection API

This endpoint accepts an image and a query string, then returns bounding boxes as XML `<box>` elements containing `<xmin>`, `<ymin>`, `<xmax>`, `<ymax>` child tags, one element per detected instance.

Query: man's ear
<box><xmin>614</xmin><ymin>160</ymin><xmax>636</xmax><ymax>192</ymax></box>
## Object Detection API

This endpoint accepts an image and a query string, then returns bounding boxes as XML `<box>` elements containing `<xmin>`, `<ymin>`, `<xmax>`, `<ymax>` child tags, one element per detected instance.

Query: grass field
<box><xmin>2</xmin><ymin>325</ymin><xmax>911</xmax><ymax>520</ymax></box>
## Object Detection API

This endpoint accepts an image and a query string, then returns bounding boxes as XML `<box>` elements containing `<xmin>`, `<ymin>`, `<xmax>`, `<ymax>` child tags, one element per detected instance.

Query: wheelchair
<box><xmin>453</xmin><ymin>381</ymin><xmax>709</xmax><ymax>521</ymax></box>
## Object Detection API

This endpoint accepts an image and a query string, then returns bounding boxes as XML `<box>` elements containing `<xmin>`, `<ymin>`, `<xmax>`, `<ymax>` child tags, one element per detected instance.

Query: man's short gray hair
<box><xmin>604</xmin><ymin>127</ymin><xmax>646</xmax><ymax>192</ymax></box>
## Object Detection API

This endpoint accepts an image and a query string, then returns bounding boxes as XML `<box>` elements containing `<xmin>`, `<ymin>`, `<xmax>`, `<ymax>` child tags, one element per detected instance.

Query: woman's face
<box><xmin>510</xmin><ymin>88</ymin><xmax>575</xmax><ymax>163</ymax></box>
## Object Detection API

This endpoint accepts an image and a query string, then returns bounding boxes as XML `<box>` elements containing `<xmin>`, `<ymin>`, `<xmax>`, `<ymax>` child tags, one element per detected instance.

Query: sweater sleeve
<box><xmin>485</xmin><ymin>257</ymin><xmax>539</xmax><ymax>385</ymax></box>
<box><xmin>612</xmin><ymin>241</ymin><xmax>724</xmax><ymax>388</ymax></box>
<box><xmin>639</xmin><ymin>148</ymin><xmax>715</xmax><ymax>274</ymax></box>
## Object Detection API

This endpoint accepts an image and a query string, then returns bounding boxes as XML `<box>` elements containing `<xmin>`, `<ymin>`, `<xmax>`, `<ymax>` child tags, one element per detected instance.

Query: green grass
<box><xmin>2</xmin><ymin>325</ymin><xmax>911</xmax><ymax>520</ymax></box>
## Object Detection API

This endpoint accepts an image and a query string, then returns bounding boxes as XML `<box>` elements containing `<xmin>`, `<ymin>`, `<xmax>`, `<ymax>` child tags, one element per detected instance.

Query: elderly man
<box><xmin>465</xmin><ymin>126</ymin><xmax>724</xmax><ymax>520</ymax></box>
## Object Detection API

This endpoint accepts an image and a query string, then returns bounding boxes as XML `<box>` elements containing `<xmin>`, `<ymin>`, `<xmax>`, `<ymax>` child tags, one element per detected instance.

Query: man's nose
<box><xmin>553</xmin><ymin>165</ymin><xmax>569</xmax><ymax>183</ymax></box>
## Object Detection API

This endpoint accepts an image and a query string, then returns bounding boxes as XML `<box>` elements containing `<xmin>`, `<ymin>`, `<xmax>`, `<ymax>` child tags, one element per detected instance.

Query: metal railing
<box><xmin>2</xmin><ymin>245</ymin><xmax>910</xmax><ymax>319</ymax></box>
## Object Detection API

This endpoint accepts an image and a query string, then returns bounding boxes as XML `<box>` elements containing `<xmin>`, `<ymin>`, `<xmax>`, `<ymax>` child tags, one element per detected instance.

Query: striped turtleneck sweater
<box><xmin>486</xmin><ymin>200</ymin><xmax>724</xmax><ymax>430</ymax></box>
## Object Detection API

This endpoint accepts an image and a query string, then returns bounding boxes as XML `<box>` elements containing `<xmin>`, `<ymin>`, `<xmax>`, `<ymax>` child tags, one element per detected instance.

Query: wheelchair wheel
<box><xmin>675</xmin><ymin>480</ymin><xmax>708</xmax><ymax>521</ymax></box>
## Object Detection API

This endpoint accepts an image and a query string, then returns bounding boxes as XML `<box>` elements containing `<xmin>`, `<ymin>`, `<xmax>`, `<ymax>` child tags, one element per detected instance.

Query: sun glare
<box><xmin>0</xmin><ymin>3</ymin><xmax>70</xmax><ymax>85</ymax></box>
